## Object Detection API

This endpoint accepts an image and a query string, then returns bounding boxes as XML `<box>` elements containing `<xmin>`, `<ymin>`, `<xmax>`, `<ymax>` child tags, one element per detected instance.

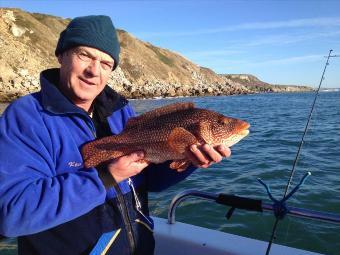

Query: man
<box><xmin>0</xmin><ymin>15</ymin><xmax>230</xmax><ymax>254</ymax></box>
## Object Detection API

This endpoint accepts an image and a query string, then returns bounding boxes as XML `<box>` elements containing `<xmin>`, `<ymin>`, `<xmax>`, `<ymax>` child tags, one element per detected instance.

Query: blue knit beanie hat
<box><xmin>55</xmin><ymin>15</ymin><xmax>120</xmax><ymax>70</ymax></box>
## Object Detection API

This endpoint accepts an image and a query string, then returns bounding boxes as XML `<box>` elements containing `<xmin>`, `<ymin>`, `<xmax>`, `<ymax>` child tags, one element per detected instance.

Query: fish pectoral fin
<box><xmin>170</xmin><ymin>160</ymin><xmax>191</xmax><ymax>172</ymax></box>
<box><xmin>167</xmin><ymin>127</ymin><xmax>198</xmax><ymax>153</ymax></box>
<box><xmin>198</xmin><ymin>122</ymin><xmax>213</xmax><ymax>144</ymax></box>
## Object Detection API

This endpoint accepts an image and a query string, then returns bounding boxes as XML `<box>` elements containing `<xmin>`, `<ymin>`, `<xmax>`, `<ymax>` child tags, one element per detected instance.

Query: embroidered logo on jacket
<box><xmin>68</xmin><ymin>161</ymin><xmax>82</xmax><ymax>167</ymax></box>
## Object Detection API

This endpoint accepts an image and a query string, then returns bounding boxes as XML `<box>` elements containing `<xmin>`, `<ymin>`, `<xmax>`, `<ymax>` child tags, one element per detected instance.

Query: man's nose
<box><xmin>86</xmin><ymin>59</ymin><xmax>101</xmax><ymax>76</ymax></box>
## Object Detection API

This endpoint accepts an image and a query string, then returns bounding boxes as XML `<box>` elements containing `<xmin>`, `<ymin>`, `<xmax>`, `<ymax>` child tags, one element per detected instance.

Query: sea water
<box><xmin>0</xmin><ymin>92</ymin><xmax>339</xmax><ymax>254</ymax></box>
<box><xmin>131</xmin><ymin>91</ymin><xmax>340</xmax><ymax>255</ymax></box>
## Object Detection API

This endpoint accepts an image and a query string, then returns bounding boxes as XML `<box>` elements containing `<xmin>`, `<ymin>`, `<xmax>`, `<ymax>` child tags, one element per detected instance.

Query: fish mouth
<box><xmin>238</xmin><ymin>121</ymin><xmax>250</xmax><ymax>135</ymax></box>
<box><xmin>221</xmin><ymin>123</ymin><xmax>250</xmax><ymax>147</ymax></box>
<box><xmin>234</xmin><ymin>121</ymin><xmax>250</xmax><ymax>137</ymax></box>
<box><xmin>240</xmin><ymin>121</ymin><xmax>250</xmax><ymax>130</ymax></box>
<box><xmin>239</xmin><ymin>129</ymin><xmax>250</xmax><ymax>136</ymax></box>
<box><xmin>238</xmin><ymin>123</ymin><xmax>250</xmax><ymax>139</ymax></box>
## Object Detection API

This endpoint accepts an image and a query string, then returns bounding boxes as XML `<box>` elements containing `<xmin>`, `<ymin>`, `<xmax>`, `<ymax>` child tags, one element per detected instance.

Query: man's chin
<box><xmin>71</xmin><ymin>92</ymin><xmax>97</xmax><ymax>108</ymax></box>
<box><xmin>76</xmin><ymin>88</ymin><xmax>99</xmax><ymax>100</ymax></box>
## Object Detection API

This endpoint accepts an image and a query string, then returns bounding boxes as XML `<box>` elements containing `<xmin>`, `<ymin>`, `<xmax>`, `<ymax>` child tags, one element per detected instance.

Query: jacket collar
<box><xmin>40</xmin><ymin>68</ymin><xmax>128</xmax><ymax>117</ymax></box>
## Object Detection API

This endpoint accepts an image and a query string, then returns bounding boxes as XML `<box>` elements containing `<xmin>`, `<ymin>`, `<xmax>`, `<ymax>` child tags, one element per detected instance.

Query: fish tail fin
<box><xmin>81</xmin><ymin>142</ymin><xmax>104</xmax><ymax>168</ymax></box>
<box><xmin>81</xmin><ymin>137</ymin><xmax>128</xmax><ymax>168</ymax></box>
<box><xmin>81</xmin><ymin>137</ymin><xmax>113</xmax><ymax>168</ymax></box>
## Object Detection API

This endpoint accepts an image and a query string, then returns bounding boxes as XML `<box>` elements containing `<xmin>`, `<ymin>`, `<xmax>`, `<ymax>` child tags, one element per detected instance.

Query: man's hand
<box><xmin>107</xmin><ymin>151</ymin><xmax>149</xmax><ymax>183</ymax></box>
<box><xmin>185</xmin><ymin>144</ymin><xmax>231</xmax><ymax>168</ymax></box>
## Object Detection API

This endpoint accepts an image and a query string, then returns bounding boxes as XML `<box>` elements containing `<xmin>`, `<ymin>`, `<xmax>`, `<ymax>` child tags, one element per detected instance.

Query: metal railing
<box><xmin>167</xmin><ymin>189</ymin><xmax>340</xmax><ymax>225</ymax></box>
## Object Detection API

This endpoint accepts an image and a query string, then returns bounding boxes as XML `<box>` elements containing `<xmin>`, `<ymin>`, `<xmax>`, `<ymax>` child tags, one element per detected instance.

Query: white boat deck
<box><xmin>153</xmin><ymin>217</ymin><xmax>323</xmax><ymax>255</ymax></box>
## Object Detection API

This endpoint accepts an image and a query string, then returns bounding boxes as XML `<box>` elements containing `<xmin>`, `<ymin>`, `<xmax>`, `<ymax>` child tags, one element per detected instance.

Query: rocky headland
<box><xmin>0</xmin><ymin>8</ymin><xmax>313</xmax><ymax>103</ymax></box>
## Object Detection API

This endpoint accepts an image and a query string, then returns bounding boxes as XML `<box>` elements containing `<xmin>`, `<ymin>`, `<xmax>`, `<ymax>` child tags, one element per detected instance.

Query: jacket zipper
<box><xmin>128</xmin><ymin>178</ymin><xmax>153</xmax><ymax>227</ymax></box>
<box><xmin>112</xmin><ymin>181</ymin><xmax>136</xmax><ymax>254</ymax></box>
<box><xmin>85</xmin><ymin>117</ymin><xmax>136</xmax><ymax>253</ymax></box>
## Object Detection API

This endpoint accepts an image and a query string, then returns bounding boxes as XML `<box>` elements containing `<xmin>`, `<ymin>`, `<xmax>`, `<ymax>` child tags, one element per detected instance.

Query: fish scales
<box><xmin>81</xmin><ymin>102</ymin><xmax>250</xmax><ymax>171</ymax></box>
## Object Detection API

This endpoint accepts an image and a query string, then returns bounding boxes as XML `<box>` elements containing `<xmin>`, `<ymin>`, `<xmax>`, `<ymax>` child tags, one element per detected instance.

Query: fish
<box><xmin>81</xmin><ymin>102</ymin><xmax>250</xmax><ymax>171</ymax></box>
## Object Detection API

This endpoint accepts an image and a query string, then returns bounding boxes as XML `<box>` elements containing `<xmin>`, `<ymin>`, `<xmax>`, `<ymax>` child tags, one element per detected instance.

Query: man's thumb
<box><xmin>128</xmin><ymin>151</ymin><xmax>145</xmax><ymax>162</ymax></box>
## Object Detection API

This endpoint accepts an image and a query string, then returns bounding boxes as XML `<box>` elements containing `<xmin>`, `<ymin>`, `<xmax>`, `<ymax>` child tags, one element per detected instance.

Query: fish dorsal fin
<box><xmin>167</xmin><ymin>127</ymin><xmax>198</xmax><ymax>153</ymax></box>
<box><xmin>125</xmin><ymin>102</ymin><xmax>195</xmax><ymax>129</ymax></box>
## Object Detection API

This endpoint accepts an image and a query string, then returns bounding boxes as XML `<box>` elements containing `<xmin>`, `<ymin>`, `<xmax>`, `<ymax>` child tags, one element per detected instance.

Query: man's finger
<box><xmin>215</xmin><ymin>145</ymin><xmax>231</xmax><ymax>158</ymax></box>
<box><xmin>201</xmin><ymin>144</ymin><xmax>222</xmax><ymax>163</ymax></box>
<box><xmin>188</xmin><ymin>144</ymin><xmax>210</xmax><ymax>165</ymax></box>
<box><xmin>184</xmin><ymin>149</ymin><xmax>202</xmax><ymax>167</ymax></box>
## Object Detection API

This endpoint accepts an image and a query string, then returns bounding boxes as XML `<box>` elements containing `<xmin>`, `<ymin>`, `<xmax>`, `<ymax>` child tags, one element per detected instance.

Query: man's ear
<box><xmin>57</xmin><ymin>54</ymin><xmax>63</xmax><ymax>65</ymax></box>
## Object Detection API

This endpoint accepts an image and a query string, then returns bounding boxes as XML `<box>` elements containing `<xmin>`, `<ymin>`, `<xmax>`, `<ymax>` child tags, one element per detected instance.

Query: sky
<box><xmin>1</xmin><ymin>0</ymin><xmax>340</xmax><ymax>88</ymax></box>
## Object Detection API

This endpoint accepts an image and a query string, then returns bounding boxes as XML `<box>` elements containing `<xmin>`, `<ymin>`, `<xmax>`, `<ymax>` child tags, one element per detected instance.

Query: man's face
<box><xmin>58</xmin><ymin>46</ymin><xmax>115</xmax><ymax>110</ymax></box>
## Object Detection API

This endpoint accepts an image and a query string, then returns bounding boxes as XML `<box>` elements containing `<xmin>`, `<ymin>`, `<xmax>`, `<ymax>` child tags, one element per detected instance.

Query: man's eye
<box><xmin>78</xmin><ymin>52</ymin><xmax>91</xmax><ymax>61</ymax></box>
<box><xmin>101</xmin><ymin>62</ymin><xmax>113</xmax><ymax>70</ymax></box>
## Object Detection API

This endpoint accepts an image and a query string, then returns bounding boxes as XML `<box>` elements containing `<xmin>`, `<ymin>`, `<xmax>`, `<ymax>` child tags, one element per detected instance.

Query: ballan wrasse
<box><xmin>82</xmin><ymin>102</ymin><xmax>250</xmax><ymax>171</ymax></box>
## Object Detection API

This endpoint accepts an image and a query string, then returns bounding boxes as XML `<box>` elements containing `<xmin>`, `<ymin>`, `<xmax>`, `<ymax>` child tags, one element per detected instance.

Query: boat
<box><xmin>153</xmin><ymin>217</ymin><xmax>321</xmax><ymax>255</ymax></box>
<box><xmin>151</xmin><ymin>189</ymin><xmax>340</xmax><ymax>255</ymax></box>
<box><xmin>1</xmin><ymin>188</ymin><xmax>339</xmax><ymax>255</ymax></box>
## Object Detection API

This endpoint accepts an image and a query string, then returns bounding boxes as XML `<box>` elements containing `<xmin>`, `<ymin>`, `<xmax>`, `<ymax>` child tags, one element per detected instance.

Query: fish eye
<box><xmin>219</xmin><ymin>117</ymin><xmax>229</xmax><ymax>125</ymax></box>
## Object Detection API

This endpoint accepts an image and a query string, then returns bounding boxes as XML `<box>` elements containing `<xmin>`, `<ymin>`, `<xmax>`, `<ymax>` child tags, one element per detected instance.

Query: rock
<box><xmin>2</xmin><ymin>10</ymin><xmax>16</xmax><ymax>24</ymax></box>
<box><xmin>10</xmin><ymin>24</ymin><xmax>27</xmax><ymax>37</ymax></box>
<box><xmin>0</xmin><ymin>62</ymin><xmax>16</xmax><ymax>84</ymax></box>
<box><xmin>166</xmin><ymin>87</ymin><xmax>176</xmax><ymax>97</ymax></box>
<box><xmin>22</xmin><ymin>81</ymin><xmax>30</xmax><ymax>88</ymax></box>
<box><xmin>18</xmin><ymin>69</ymin><xmax>29</xmax><ymax>77</ymax></box>
<box><xmin>12</xmin><ymin>77</ymin><xmax>23</xmax><ymax>88</ymax></box>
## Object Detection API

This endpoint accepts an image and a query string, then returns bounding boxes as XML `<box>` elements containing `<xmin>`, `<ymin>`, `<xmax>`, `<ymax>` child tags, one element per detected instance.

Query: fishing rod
<box><xmin>264</xmin><ymin>49</ymin><xmax>339</xmax><ymax>255</ymax></box>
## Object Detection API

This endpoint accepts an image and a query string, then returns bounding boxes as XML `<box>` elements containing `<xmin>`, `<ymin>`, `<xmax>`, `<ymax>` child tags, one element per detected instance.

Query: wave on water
<box><xmin>320</xmin><ymin>88</ymin><xmax>340</xmax><ymax>92</ymax></box>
